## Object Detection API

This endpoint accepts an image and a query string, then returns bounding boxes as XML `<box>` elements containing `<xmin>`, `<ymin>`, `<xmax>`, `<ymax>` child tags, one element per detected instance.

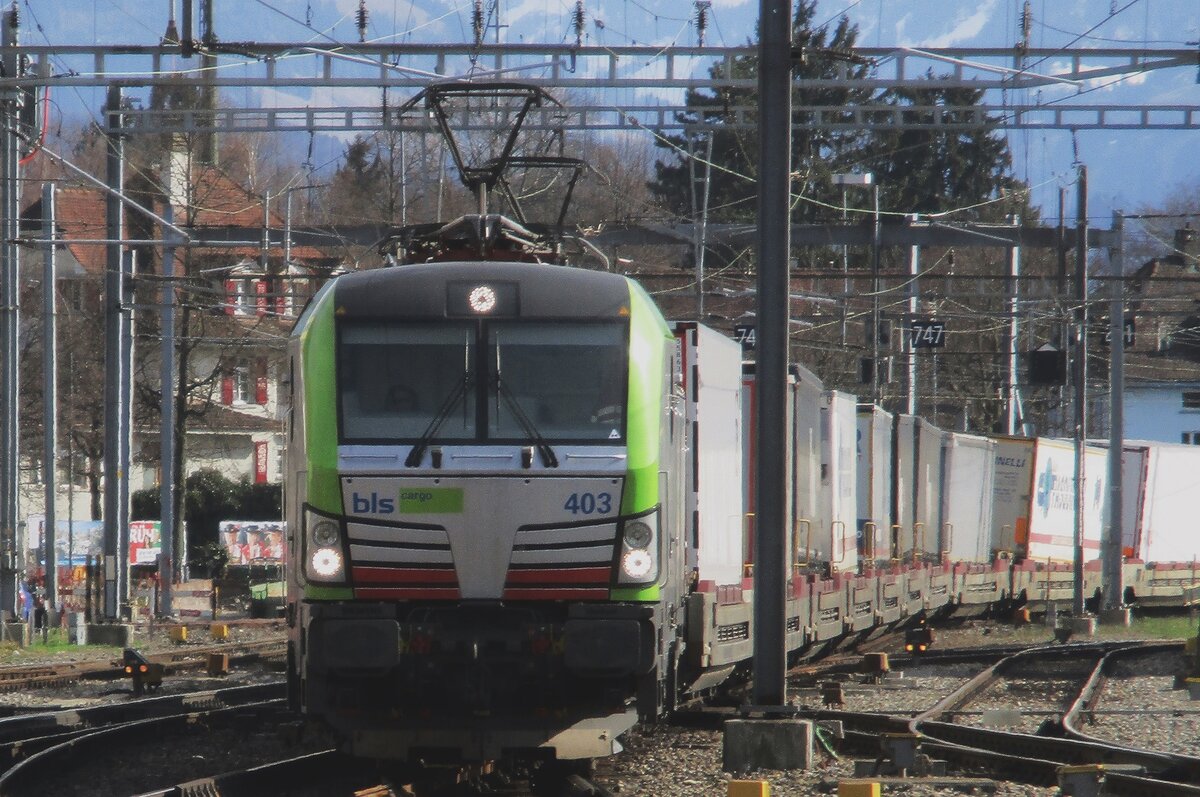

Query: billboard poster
<box><xmin>27</xmin><ymin>518</ymin><xmax>171</xmax><ymax>566</ymax></box>
<box><xmin>220</xmin><ymin>520</ymin><xmax>286</xmax><ymax>564</ymax></box>
<box><xmin>128</xmin><ymin>521</ymin><xmax>162</xmax><ymax>564</ymax></box>
<box><xmin>27</xmin><ymin>517</ymin><xmax>104</xmax><ymax>566</ymax></box>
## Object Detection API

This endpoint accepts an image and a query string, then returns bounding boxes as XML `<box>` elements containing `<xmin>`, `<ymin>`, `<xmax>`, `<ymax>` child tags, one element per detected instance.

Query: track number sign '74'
<box><xmin>733</xmin><ymin>324</ymin><xmax>756</xmax><ymax>350</ymax></box>
<box><xmin>910</xmin><ymin>320</ymin><xmax>946</xmax><ymax>349</ymax></box>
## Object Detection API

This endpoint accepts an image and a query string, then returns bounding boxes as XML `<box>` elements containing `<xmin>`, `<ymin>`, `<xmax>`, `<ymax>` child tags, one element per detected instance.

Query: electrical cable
<box><xmin>17</xmin><ymin>85</ymin><xmax>49</xmax><ymax>166</ymax></box>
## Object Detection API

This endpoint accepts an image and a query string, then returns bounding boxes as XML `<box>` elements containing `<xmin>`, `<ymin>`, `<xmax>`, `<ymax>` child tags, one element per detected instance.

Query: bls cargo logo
<box><xmin>349</xmin><ymin>488</ymin><xmax>464</xmax><ymax>515</ymax></box>
<box><xmin>350</xmin><ymin>492</ymin><xmax>395</xmax><ymax>514</ymax></box>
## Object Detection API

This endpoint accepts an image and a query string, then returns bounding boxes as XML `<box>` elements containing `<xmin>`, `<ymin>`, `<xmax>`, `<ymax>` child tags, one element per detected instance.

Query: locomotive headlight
<box><xmin>304</xmin><ymin>508</ymin><xmax>345</xmax><ymax>582</ymax></box>
<box><xmin>623</xmin><ymin>521</ymin><xmax>653</xmax><ymax>549</ymax></box>
<box><xmin>621</xmin><ymin>549</ymin><xmax>654</xmax><ymax>580</ymax></box>
<box><xmin>617</xmin><ymin>512</ymin><xmax>659</xmax><ymax>584</ymax></box>
<box><xmin>310</xmin><ymin>547</ymin><xmax>344</xmax><ymax>578</ymax></box>
<box><xmin>468</xmin><ymin>285</ymin><xmax>497</xmax><ymax>313</ymax></box>
<box><xmin>312</xmin><ymin>519</ymin><xmax>340</xmax><ymax>547</ymax></box>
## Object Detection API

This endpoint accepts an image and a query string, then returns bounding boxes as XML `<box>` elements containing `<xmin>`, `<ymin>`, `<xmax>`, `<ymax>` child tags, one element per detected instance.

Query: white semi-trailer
<box><xmin>990</xmin><ymin>436</ymin><xmax>1107</xmax><ymax>563</ymax></box>
<box><xmin>941</xmin><ymin>432</ymin><xmax>997</xmax><ymax>563</ymax></box>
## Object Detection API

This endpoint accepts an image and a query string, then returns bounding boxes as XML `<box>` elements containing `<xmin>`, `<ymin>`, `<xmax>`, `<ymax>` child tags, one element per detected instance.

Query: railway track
<box><xmin>0</xmin><ymin>699</ymin><xmax>296</xmax><ymax>796</ymax></box>
<box><xmin>906</xmin><ymin>641</ymin><xmax>1200</xmax><ymax>795</ymax></box>
<box><xmin>0</xmin><ymin>680</ymin><xmax>613</xmax><ymax>796</ymax></box>
<box><xmin>0</xmin><ymin>683</ymin><xmax>285</xmax><ymax>776</ymax></box>
<box><xmin>673</xmin><ymin>639</ymin><xmax>1200</xmax><ymax>794</ymax></box>
<box><xmin>0</xmin><ymin>639</ymin><xmax>285</xmax><ymax>693</ymax></box>
<box><xmin>0</xmin><ymin>638</ymin><xmax>1193</xmax><ymax>795</ymax></box>
<box><xmin>140</xmin><ymin>754</ymin><xmax>618</xmax><ymax>797</ymax></box>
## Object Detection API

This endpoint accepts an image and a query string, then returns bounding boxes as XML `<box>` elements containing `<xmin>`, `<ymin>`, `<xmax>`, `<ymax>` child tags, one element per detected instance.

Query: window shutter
<box><xmin>254</xmin><ymin>441</ymin><xmax>269</xmax><ymax>483</ymax></box>
<box><xmin>222</xmin><ymin>375</ymin><xmax>234</xmax><ymax>405</ymax></box>
<box><xmin>224</xmin><ymin>280</ymin><xmax>237</xmax><ymax>315</ymax></box>
<box><xmin>256</xmin><ymin>359</ymin><xmax>268</xmax><ymax>405</ymax></box>
<box><xmin>255</xmin><ymin>279</ymin><xmax>268</xmax><ymax>317</ymax></box>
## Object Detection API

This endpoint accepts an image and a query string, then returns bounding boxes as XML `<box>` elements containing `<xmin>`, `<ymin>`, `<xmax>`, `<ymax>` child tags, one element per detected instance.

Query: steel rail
<box><xmin>0</xmin><ymin>683</ymin><xmax>285</xmax><ymax>779</ymax></box>
<box><xmin>0</xmin><ymin>700</ymin><xmax>288</xmax><ymax>795</ymax></box>
<box><xmin>139</xmin><ymin>751</ymin><xmax>621</xmax><ymax>797</ymax></box>
<box><xmin>0</xmin><ymin>681</ymin><xmax>283</xmax><ymax>742</ymax></box>
<box><xmin>1061</xmin><ymin>641</ymin><xmax>1200</xmax><ymax>783</ymax></box>
<box><xmin>134</xmin><ymin>750</ymin><xmax>341</xmax><ymax>797</ymax></box>
<box><xmin>905</xmin><ymin>642</ymin><xmax>1200</xmax><ymax>794</ymax></box>
<box><xmin>0</xmin><ymin>639</ymin><xmax>285</xmax><ymax>692</ymax></box>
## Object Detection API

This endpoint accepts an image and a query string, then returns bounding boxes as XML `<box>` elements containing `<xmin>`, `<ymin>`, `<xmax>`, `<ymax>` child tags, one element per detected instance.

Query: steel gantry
<box><xmin>0</xmin><ymin>42</ymin><xmax>1197</xmax><ymax>132</ymax></box>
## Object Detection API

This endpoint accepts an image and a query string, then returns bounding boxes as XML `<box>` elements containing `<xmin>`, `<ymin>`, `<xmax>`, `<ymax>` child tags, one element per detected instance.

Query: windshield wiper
<box><xmin>493</xmin><ymin>375</ymin><xmax>558</xmax><ymax>468</ymax></box>
<box><xmin>405</xmin><ymin>373</ymin><xmax>470</xmax><ymax>467</ymax></box>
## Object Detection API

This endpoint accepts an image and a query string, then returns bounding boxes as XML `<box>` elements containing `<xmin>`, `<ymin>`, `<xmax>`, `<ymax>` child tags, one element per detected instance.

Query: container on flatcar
<box><xmin>857</xmin><ymin>405</ymin><xmax>893</xmax><ymax>565</ymax></box>
<box><xmin>892</xmin><ymin>415</ymin><xmax>918</xmax><ymax>561</ymax></box>
<box><xmin>791</xmin><ymin>364</ymin><xmax>826</xmax><ymax>570</ymax></box>
<box><xmin>819</xmin><ymin>391</ymin><xmax>858</xmax><ymax>574</ymax></box>
<box><xmin>1117</xmin><ymin>441</ymin><xmax>1200</xmax><ymax>563</ymax></box>
<box><xmin>940</xmin><ymin>432</ymin><xmax>997</xmax><ymax>563</ymax></box>
<box><xmin>990</xmin><ymin>436</ymin><xmax>1108</xmax><ymax>563</ymax></box>
<box><xmin>913</xmin><ymin>418</ymin><xmax>945</xmax><ymax>562</ymax></box>
<box><xmin>677</xmin><ymin>323</ymin><xmax>745</xmax><ymax>588</ymax></box>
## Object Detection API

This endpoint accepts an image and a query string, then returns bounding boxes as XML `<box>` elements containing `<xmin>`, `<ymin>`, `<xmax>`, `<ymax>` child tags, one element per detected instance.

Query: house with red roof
<box><xmin>18</xmin><ymin>157</ymin><xmax>346</xmax><ymax>557</ymax></box>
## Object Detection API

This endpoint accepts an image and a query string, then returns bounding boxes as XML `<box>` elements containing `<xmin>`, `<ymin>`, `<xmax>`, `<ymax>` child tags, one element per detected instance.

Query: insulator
<box><xmin>356</xmin><ymin>0</ymin><xmax>368</xmax><ymax>43</ymax></box>
<box><xmin>695</xmin><ymin>1</ymin><xmax>710</xmax><ymax>47</ymax></box>
<box><xmin>573</xmin><ymin>1</ymin><xmax>585</xmax><ymax>48</ymax></box>
<box><xmin>472</xmin><ymin>0</ymin><xmax>484</xmax><ymax>47</ymax></box>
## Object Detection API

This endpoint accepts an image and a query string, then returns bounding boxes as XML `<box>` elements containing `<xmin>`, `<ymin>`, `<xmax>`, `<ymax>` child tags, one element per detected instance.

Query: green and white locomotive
<box><xmin>285</xmin><ymin>229</ymin><xmax>692</xmax><ymax>762</ymax></box>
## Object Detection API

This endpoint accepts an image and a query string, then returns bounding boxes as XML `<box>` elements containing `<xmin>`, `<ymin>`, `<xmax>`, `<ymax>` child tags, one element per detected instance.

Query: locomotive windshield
<box><xmin>337</xmin><ymin>320</ymin><xmax>627</xmax><ymax>444</ymax></box>
<box><xmin>490</xmin><ymin>323</ymin><xmax>627</xmax><ymax>442</ymax></box>
<box><xmin>339</xmin><ymin>323</ymin><xmax>476</xmax><ymax>442</ymax></box>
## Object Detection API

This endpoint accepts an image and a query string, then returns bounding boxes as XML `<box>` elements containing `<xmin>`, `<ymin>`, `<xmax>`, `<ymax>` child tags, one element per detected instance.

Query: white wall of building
<box><xmin>1121</xmin><ymin>383</ymin><xmax>1200</xmax><ymax>446</ymax></box>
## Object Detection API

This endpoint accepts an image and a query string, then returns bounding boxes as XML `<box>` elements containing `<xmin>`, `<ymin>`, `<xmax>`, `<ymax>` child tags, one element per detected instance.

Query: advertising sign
<box><xmin>27</xmin><ymin>517</ymin><xmax>103</xmax><ymax>566</ymax></box>
<box><xmin>128</xmin><ymin>521</ymin><xmax>162</xmax><ymax>564</ymax></box>
<box><xmin>220</xmin><ymin>520</ymin><xmax>286</xmax><ymax>564</ymax></box>
<box><xmin>27</xmin><ymin>518</ymin><xmax>167</xmax><ymax>566</ymax></box>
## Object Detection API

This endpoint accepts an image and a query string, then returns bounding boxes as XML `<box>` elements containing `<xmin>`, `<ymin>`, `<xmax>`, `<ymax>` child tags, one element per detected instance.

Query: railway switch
<box><xmin>858</xmin><ymin>732</ymin><xmax>944</xmax><ymax>778</ymax></box>
<box><xmin>121</xmin><ymin>648</ymin><xmax>163</xmax><ymax>696</ymax></box>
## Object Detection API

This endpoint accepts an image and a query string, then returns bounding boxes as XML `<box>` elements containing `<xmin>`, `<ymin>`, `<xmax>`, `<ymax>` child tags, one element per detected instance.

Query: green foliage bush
<box><xmin>131</xmin><ymin>468</ymin><xmax>281</xmax><ymax>570</ymax></box>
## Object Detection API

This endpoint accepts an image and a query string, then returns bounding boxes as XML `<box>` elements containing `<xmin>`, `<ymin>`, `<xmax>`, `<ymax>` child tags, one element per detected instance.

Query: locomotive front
<box><xmin>285</xmin><ymin>260</ymin><xmax>681</xmax><ymax>762</ymax></box>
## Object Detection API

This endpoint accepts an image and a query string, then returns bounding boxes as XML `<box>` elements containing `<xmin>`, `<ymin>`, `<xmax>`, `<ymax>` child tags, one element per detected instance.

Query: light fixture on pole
<box><xmin>831</xmin><ymin>173</ymin><xmax>876</xmax><ymax>395</ymax></box>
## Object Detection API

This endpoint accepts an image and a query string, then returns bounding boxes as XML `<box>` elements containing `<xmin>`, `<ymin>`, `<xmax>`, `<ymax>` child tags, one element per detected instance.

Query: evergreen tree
<box><xmin>324</xmin><ymin>135</ymin><xmax>389</xmax><ymax>223</ymax></box>
<box><xmin>861</xmin><ymin>80</ymin><xmax>1025</xmax><ymax>220</ymax></box>
<box><xmin>651</xmin><ymin>1</ymin><xmax>871</xmax><ymax>224</ymax></box>
<box><xmin>648</xmin><ymin>1</ymin><xmax>1027</xmax><ymax>226</ymax></box>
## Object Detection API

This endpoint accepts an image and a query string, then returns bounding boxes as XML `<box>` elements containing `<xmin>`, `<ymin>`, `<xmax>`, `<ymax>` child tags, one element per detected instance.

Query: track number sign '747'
<box><xmin>910</xmin><ymin>320</ymin><xmax>946</xmax><ymax>349</ymax></box>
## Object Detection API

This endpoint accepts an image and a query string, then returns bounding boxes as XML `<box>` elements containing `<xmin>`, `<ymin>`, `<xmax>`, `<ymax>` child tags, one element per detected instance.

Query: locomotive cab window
<box><xmin>489</xmin><ymin>322</ymin><xmax>628</xmax><ymax>443</ymax></box>
<box><xmin>338</xmin><ymin>323</ymin><xmax>476</xmax><ymax>443</ymax></box>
